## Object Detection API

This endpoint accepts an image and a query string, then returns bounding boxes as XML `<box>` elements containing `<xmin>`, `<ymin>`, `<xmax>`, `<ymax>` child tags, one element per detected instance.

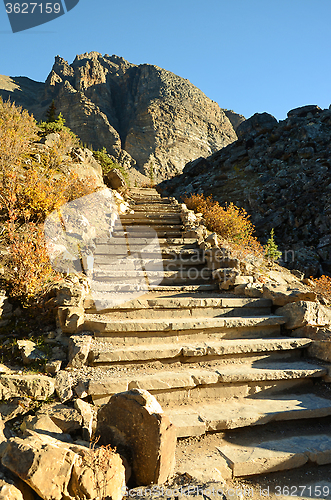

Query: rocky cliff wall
<box><xmin>158</xmin><ymin>105</ymin><xmax>331</xmax><ymax>277</ymax></box>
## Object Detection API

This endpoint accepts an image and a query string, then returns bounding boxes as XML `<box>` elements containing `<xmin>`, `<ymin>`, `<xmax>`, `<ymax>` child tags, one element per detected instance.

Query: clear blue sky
<box><xmin>0</xmin><ymin>0</ymin><xmax>330</xmax><ymax>120</ymax></box>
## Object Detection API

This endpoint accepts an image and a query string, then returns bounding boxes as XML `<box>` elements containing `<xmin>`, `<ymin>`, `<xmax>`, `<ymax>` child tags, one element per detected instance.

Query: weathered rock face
<box><xmin>0</xmin><ymin>52</ymin><xmax>238</xmax><ymax>181</ymax></box>
<box><xmin>159</xmin><ymin>105</ymin><xmax>331</xmax><ymax>276</ymax></box>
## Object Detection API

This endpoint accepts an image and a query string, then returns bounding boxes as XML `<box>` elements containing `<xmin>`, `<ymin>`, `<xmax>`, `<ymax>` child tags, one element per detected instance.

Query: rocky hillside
<box><xmin>158</xmin><ymin>105</ymin><xmax>331</xmax><ymax>277</ymax></box>
<box><xmin>0</xmin><ymin>52</ymin><xmax>239</xmax><ymax>182</ymax></box>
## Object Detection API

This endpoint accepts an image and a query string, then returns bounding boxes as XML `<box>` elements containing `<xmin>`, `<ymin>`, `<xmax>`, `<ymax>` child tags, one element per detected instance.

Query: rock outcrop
<box><xmin>1</xmin><ymin>431</ymin><xmax>126</xmax><ymax>500</ymax></box>
<box><xmin>158</xmin><ymin>105</ymin><xmax>331</xmax><ymax>276</ymax></box>
<box><xmin>0</xmin><ymin>52</ymin><xmax>239</xmax><ymax>181</ymax></box>
<box><xmin>224</xmin><ymin>109</ymin><xmax>246</xmax><ymax>131</ymax></box>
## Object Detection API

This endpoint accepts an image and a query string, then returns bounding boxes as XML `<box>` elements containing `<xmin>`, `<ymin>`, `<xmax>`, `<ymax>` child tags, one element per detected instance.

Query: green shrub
<box><xmin>93</xmin><ymin>148</ymin><xmax>128</xmax><ymax>184</ymax></box>
<box><xmin>38</xmin><ymin>106</ymin><xmax>79</xmax><ymax>150</ymax></box>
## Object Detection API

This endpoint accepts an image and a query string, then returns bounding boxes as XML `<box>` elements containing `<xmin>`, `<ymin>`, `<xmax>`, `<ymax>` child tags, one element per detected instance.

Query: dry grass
<box><xmin>81</xmin><ymin>440</ymin><xmax>118</xmax><ymax>499</ymax></box>
<box><xmin>309</xmin><ymin>275</ymin><xmax>331</xmax><ymax>305</ymax></box>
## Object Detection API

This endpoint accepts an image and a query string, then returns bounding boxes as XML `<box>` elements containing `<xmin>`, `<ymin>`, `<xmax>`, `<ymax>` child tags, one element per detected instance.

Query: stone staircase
<box><xmin>81</xmin><ymin>188</ymin><xmax>331</xmax><ymax>479</ymax></box>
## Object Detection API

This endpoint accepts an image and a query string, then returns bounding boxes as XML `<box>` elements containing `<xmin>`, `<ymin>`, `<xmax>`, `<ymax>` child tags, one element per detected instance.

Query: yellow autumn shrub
<box><xmin>4</xmin><ymin>221</ymin><xmax>59</xmax><ymax>302</ymax></box>
<box><xmin>184</xmin><ymin>193</ymin><xmax>264</xmax><ymax>257</ymax></box>
<box><xmin>309</xmin><ymin>275</ymin><xmax>331</xmax><ymax>304</ymax></box>
<box><xmin>0</xmin><ymin>97</ymin><xmax>38</xmax><ymax>172</ymax></box>
<box><xmin>0</xmin><ymin>98</ymin><xmax>98</xmax><ymax>303</ymax></box>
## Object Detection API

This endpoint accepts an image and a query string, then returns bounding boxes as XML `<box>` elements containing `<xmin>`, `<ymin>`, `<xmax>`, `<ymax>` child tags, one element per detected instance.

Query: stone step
<box><xmin>85</xmin><ymin>283</ymin><xmax>220</xmax><ymax>304</ymax></box>
<box><xmin>129</xmin><ymin>193</ymin><xmax>162</xmax><ymax>200</ymax></box>
<box><xmin>115</xmin><ymin>223</ymin><xmax>183</xmax><ymax>231</ymax></box>
<box><xmin>94</xmin><ymin>238</ymin><xmax>198</xmax><ymax>247</ymax></box>
<box><xmin>92</xmin><ymin>269</ymin><xmax>212</xmax><ymax>285</ymax></box>
<box><xmin>131</xmin><ymin>206</ymin><xmax>182</xmax><ymax>213</ymax></box>
<box><xmin>167</xmin><ymin>393</ymin><xmax>331</xmax><ymax>438</ymax></box>
<box><xmin>218</xmin><ymin>426</ymin><xmax>331</xmax><ymax>478</ymax></box>
<box><xmin>121</xmin><ymin>210</ymin><xmax>180</xmax><ymax>216</ymax></box>
<box><xmin>129</xmin><ymin>187</ymin><xmax>161</xmax><ymax>193</ymax></box>
<box><xmin>111</xmin><ymin>230</ymin><xmax>184</xmax><ymax>238</ymax></box>
<box><xmin>86</xmin><ymin>321</ymin><xmax>283</xmax><ymax>342</ymax></box>
<box><xmin>129</xmin><ymin>191</ymin><xmax>162</xmax><ymax>196</ymax></box>
<box><xmin>132</xmin><ymin>202</ymin><xmax>174</xmax><ymax>208</ymax></box>
<box><xmin>176</xmin><ymin>419</ymin><xmax>331</xmax><ymax>482</ymax></box>
<box><xmin>90</xmin><ymin>337</ymin><xmax>312</xmax><ymax>364</ymax></box>
<box><xmin>120</xmin><ymin>215</ymin><xmax>182</xmax><ymax>223</ymax></box>
<box><xmin>93</xmin><ymin>247</ymin><xmax>203</xmax><ymax>259</ymax></box>
<box><xmin>88</xmin><ymin>362</ymin><xmax>326</xmax><ymax>408</ymax></box>
<box><xmin>83</xmin><ymin>315</ymin><xmax>285</xmax><ymax>335</ymax></box>
<box><xmin>131</xmin><ymin>197</ymin><xmax>164</xmax><ymax>203</ymax></box>
<box><xmin>122</xmin><ymin>213</ymin><xmax>182</xmax><ymax>219</ymax></box>
<box><xmin>84</xmin><ymin>296</ymin><xmax>272</xmax><ymax>316</ymax></box>
<box><xmin>92</xmin><ymin>257</ymin><xmax>207</xmax><ymax>269</ymax></box>
<box><xmin>86</xmin><ymin>300</ymin><xmax>271</xmax><ymax>318</ymax></box>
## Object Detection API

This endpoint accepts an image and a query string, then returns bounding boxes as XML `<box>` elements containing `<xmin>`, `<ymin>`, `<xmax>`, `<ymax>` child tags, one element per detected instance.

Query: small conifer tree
<box><xmin>46</xmin><ymin>100</ymin><xmax>57</xmax><ymax>123</ymax></box>
<box><xmin>265</xmin><ymin>228</ymin><xmax>282</xmax><ymax>263</ymax></box>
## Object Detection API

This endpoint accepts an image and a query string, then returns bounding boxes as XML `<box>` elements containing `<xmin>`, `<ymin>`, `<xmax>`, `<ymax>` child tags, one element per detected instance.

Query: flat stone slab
<box><xmin>216</xmin><ymin>360</ymin><xmax>326</xmax><ymax>383</ymax></box>
<box><xmin>92</xmin><ymin>343</ymin><xmax>183</xmax><ymax>363</ymax></box>
<box><xmin>94</xmin><ymin>238</ymin><xmax>198</xmax><ymax>246</ymax></box>
<box><xmin>129</xmin><ymin>372</ymin><xmax>196</xmax><ymax>391</ymax></box>
<box><xmin>86</xmin><ymin>283</ymin><xmax>219</xmax><ymax>297</ymax></box>
<box><xmin>91</xmin><ymin>337</ymin><xmax>312</xmax><ymax>364</ymax></box>
<box><xmin>182</xmin><ymin>337</ymin><xmax>312</xmax><ymax>357</ymax></box>
<box><xmin>87</xmin><ymin>361</ymin><xmax>324</xmax><ymax>399</ymax></box>
<box><xmin>218</xmin><ymin>433</ymin><xmax>331</xmax><ymax>477</ymax></box>
<box><xmin>167</xmin><ymin>394</ymin><xmax>331</xmax><ymax>436</ymax></box>
<box><xmin>86</xmin><ymin>296</ymin><xmax>272</xmax><ymax>311</ymax></box>
<box><xmin>170</xmin><ymin>412</ymin><xmax>206</xmax><ymax>438</ymax></box>
<box><xmin>93</xmin><ymin>270</ymin><xmax>211</xmax><ymax>279</ymax></box>
<box><xmin>114</xmin><ymin>223</ymin><xmax>183</xmax><ymax>230</ymax></box>
<box><xmin>84</xmin><ymin>315</ymin><xmax>285</xmax><ymax>333</ymax></box>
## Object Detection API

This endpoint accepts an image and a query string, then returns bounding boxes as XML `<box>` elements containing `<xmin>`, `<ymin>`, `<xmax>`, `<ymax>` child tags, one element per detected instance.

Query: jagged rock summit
<box><xmin>0</xmin><ymin>51</ymin><xmax>238</xmax><ymax>181</ymax></box>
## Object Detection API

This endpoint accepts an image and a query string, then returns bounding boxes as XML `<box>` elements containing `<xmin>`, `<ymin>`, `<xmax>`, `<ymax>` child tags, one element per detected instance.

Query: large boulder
<box><xmin>1</xmin><ymin>431</ymin><xmax>126</xmax><ymax>500</ymax></box>
<box><xmin>287</xmin><ymin>105</ymin><xmax>322</xmax><ymax>118</ymax></box>
<box><xmin>276</xmin><ymin>300</ymin><xmax>331</xmax><ymax>330</ymax></box>
<box><xmin>37</xmin><ymin>403</ymin><xmax>83</xmax><ymax>434</ymax></box>
<box><xmin>96</xmin><ymin>389</ymin><xmax>176</xmax><ymax>486</ymax></box>
<box><xmin>236</xmin><ymin>112</ymin><xmax>278</xmax><ymax>139</ymax></box>
<box><xmin>105</xmin><ymin>169</ymin><xmax>127</xmax><ymax>190</ymax></box>
<box><xmin>262</xmin><ymin>283</ymin><xmax>317</xmax><ymax>306</ymax></box>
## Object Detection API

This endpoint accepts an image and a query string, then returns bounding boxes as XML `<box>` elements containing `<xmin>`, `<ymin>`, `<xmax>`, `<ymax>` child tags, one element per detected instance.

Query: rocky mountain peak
<box><xmin>0</xmin><ymin>53</ymin><xmax>240</xmax><ymax>181</ymax></box>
